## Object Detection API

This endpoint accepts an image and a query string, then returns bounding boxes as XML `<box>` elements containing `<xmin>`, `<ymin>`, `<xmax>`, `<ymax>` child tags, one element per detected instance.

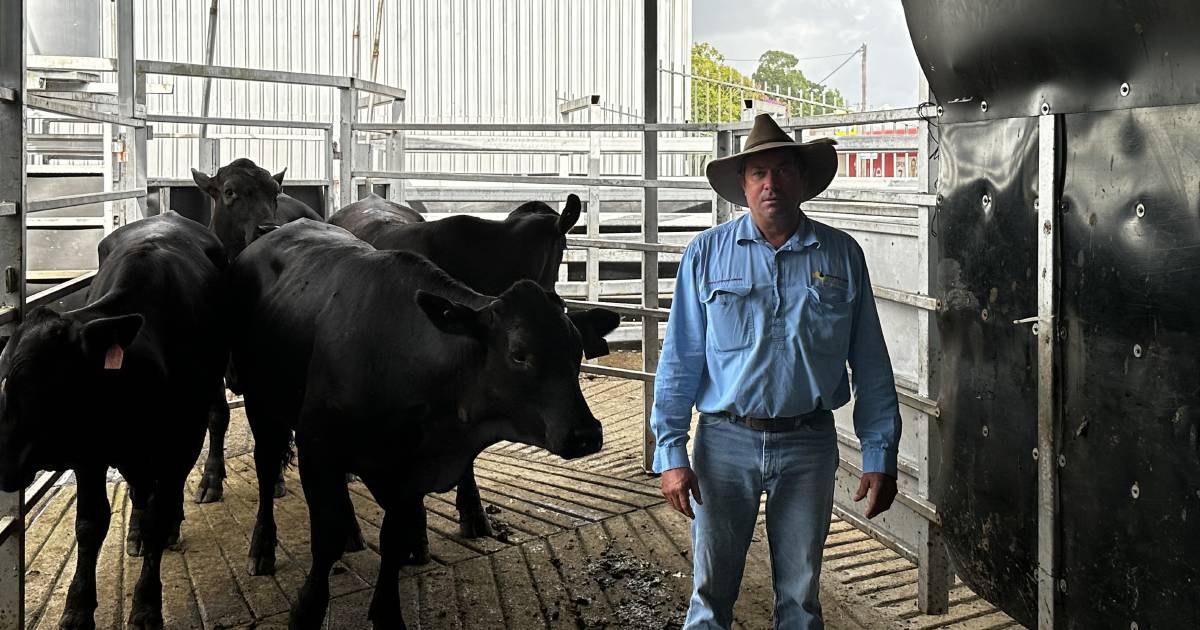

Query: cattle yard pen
<box><xmin>1</xmin><ymin>0</ymin><xmax>969</xmax><ymax>628</ymax></box>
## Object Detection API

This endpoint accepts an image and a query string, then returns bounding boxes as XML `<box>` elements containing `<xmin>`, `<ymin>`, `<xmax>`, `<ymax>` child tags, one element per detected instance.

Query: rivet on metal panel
<box><xmin>982</xmin><ymin>425</ymin><xmax>989</xmax><ymax>437</ymax></box>
<box><xmin>1133</xmin><ymin>344</ymin><xmax>1143</xmax><ymax>358</ymax></box>
<box><xmin>935</xmin><ymin>193</ymin><xmax>944</xmax><ymax>205</ymax></box>
<box><xmin>936</xmin><ymin>105</ymin><xmax>944</xmax><ymax>117</ymax></box>
<box><xmin>980</xmin><ymin>100</ymin><xmax>988</xmax><ymax>112</ymax></box>
<box><xmin>1059</xmin><ymin>578</ymin><xmax>1068</xmax><ymax>593</ymax></box>
<box><xmin>1043</xmin><ymin>220</ymin><xmax>1053</xmax><ymax>234</ymax></box>
<box><xmin>1031</xmin><ymin>322</ymin><xmax>1040</xmax><ymax>336</ymax></box>
<box><xmin>1131</xmin><ymin>482</ymin><xmax>1140</xmax><ymax>499</ymax></box>
<box><xmin>1041</xmin><ymin>102</ymin><xmax>1051</xmax><ymax>115</ymax></box>
<box><xmin>3</xmin><ymin>267</ymin><xmax>17</xmax><ymax>294</ymax></box>
<box><xmin>1120</xmin><ymin>82</ymin><xmax>1131</xmax><ymax>97</ymax></box>
<box><xmin>981</xmin><ymin>193</ymin><xmax>992</xmax><ymax>207</ymax></box>
<box><xmin>980</xmin><ymin>308</ymin><xmax>989</xmax><ymax>322</ymax></box>
<box><xmin>1135</xmin><ymin>202</ymin><xmax>1145</xmax><ymax>218</ymax></box>
<box><xmin>1058</xmin><ymin>454</ymin><xmax>1066</xmax><ymax>468</ymax></box>
<box><xmin>1032</xmin><ymin>448</ymin><xmax>1039</xmax><ymax>460</ymax></box>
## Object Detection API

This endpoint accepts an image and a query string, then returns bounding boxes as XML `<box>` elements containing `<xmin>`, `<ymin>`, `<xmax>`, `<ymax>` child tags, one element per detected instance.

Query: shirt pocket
<box><xmin>701</xmin><ymin>283</ymin><xmax>754</xmax><ymax>352</ymax></box>
<box><xmin>803</xmin><ymin>284</ymin><xmax>854</xmax><ymax>361</ymax></box>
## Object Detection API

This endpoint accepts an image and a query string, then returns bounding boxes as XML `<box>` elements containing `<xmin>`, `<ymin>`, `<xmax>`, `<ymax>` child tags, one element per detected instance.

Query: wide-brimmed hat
<box><xmin>705</xmin><ymin>113</ymin><xmax>838</xmax><ymax>208</ymax></box>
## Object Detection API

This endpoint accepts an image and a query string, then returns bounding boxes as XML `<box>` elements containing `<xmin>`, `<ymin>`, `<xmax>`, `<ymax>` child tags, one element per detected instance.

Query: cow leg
<box><xmin>126</xmin><ymin>484</ymin><xmax>147</xmax><ymax>557</ymax></box>
<box><xmin>367</xmin><ymin>507</ymin><xmax>406</xmax><ymax>629</ymax></box>
<box><xmin>454</xmin><ymin>466</ymin><xmax>492</xmax><ymax>539</ymax></box>
<box><xmin>194</xmin><ymin>385</ymin><xmax>229</xmax><ymax>503</ymax></box>
<box><xmin>289</xmin><ymin>449</ymin><xmax>350</xmax><ymax>630</ymax></box>
<box><xmin>128</xmin><ymin>478</ymin><xmax>180</xmax><ymax>630</ymax></box>
<box><xmin>59</xmin><ymin>467</ymin><xmax>109</xmax><ymax>630</ymax></box>
<box><xmin>248</xmin><ymin>426</ymin><xmax>288</xmax><ymax>575</ymax></box>
<box><xmin>400</xmin><ymin>497</ymin><xmax>431</xmax><ymax>565</ymax></box>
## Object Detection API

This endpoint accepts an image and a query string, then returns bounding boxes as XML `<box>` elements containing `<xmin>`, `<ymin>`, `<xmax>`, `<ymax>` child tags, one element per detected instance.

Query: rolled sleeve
<box><xmin>846</xmin><ymin>246</ymin><xmax>903</xmax><ymax>477</ymax></box>
<box><xmin>650</xmin><ymin>242</ymin><xmax>707</xmax><ymax>473</ymax></box>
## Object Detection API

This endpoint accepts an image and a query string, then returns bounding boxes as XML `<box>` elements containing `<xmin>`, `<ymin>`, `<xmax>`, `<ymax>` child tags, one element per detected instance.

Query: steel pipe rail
<box><xmin>25</xmin><ymin>93</ymin><xmax>144</xmax><ymax>127</ymax></box>
<box><xmin>146</xmin><ymin>114</ymin><xmax>333</xmax><ymax>130</ymax></box>
<box><xmin>353</xmin><ymin>170</ymin><xmax>711</xmax><ymax>190</ymax></box>
<box><xmin>580</xmin><ymin>364</ymin><xmax>655</xmax><ymax>382</ymax></box>
<box><xmin>722</xmin><ymin>106</ymin><xmax>931</xmax><ymax>132</ymax></box>
<box><xmin>136</xmin><ymin>60</ymin><xmax>406</xmax><ymax>101</ymax></box>
<box><xmin>28</xmin><ymin>189</ymin><xmax>146</xmax><ymax>213</ymax></box>
<box><xmin>0</xmin><ymin>470</ymin><xmax>66</xmax><ymax>547</ymax></box>
<box><xmin>562</xmin><ymin>298</ymin><xmax>670</xmax><ymax>319</ymax></box>
<box><xmin>566</xmin><ymin>237</ymin><xmax>687</xmax><ymax>255</ymax></box>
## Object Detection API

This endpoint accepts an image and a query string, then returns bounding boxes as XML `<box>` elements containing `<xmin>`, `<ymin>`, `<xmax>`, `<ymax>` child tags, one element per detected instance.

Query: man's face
<box><xmin>740</xmin><ymin>149</ymin><xmax>805</xmax><ymax>223</ymax></box>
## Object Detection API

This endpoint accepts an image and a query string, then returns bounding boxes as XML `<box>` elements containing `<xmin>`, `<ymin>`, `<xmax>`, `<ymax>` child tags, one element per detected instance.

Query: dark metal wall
<box><xmin>904</xmin><ymin>1</ymin><xmax>1200</xmax><ymax>627</ymax></box>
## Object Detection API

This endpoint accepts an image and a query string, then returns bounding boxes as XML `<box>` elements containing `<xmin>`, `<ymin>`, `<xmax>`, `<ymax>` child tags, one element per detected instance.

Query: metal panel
<box><xmin>935</xmin><ymin>116</ymin><xmax>1041</xmax><ymax>627</ymax></box>
<box><xmin>640</xmin><ymin>0</ymin><xmax>660</xmax><ymax>473</ymax></box>
<box><xmin>0</xmin><ymin>1</ymin><xmax>25</xmax><ymax>626</ymax></box>
<box><xmin>902</xmin><ymin>0</ymin><xmax>1200</xmax><ymax>122</ymax></box>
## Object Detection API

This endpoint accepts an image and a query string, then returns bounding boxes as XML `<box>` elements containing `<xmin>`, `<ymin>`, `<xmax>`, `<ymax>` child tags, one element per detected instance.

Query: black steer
<box><xmin>228</xmin><ymin>219</ymin><xmax>616</xmax><ymax>629</ymax></box>
<box><xmin>0</xmin><ymin>213</ymin><xmax>227</xmax><ymax>630</ymax></box>
<box><xmin>189</xmin><ymin>158</ymin><xmax>321</xmax><ymax>504</ymax></box>
<box><xmin>328</xmin><ymin>192</ymin><xmax>594</xmax><ymax>557</ymax></box>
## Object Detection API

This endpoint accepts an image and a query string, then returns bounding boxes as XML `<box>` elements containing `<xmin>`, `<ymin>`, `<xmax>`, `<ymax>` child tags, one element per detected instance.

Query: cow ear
<box><xmin>191</xmin><ymin>168</ymin><xmax>216</xmax><ymax>198</ymax></box>
<box><xmin>272</xmin><ymin>168</ymin><xmax>287</xmax><ymax>187</ymax></box>
<box><xmin>558</xmin><ymin>194</ymin><xmax>582</xmax><ymax>234</ymax></box>
<box><xmin>569</xmin><ymin>308</ymin><xmax>621</xmax><ymax>359</ymax></box>
<box><xmin>416</xmin><ymin>291</ymin><xmax>483</xmax><ymax>337</ymax></box>
<box><xmin>79</xmin><ymin>314</ymin><xmax>144</xmax><ymax>368</ymax></box>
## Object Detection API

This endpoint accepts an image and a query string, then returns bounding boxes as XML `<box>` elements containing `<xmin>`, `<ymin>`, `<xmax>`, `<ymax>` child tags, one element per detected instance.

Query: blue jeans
<box><xmin>684</xmin><ymin>411</ymin><xmax>840</xmax><ymax>630</ymax></box>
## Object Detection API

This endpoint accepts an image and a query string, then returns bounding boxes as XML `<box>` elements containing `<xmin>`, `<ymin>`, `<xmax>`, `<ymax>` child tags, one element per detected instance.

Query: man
<box><xmin>652</xmin><ymin>113</ymin><xmax>902</xmax><ymax>629</ymax></box>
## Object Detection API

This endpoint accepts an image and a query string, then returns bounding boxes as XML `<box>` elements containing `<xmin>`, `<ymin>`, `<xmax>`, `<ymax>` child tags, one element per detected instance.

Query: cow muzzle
<box><xmin>553</xmin><ymin>422</ymin><xmax>603</xmax><ymax>460</ymax></box>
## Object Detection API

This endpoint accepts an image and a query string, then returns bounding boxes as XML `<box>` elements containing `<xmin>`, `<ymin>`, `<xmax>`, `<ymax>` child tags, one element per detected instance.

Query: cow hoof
<box><xmin>274</xmin><ymin>479</ymin><xmax>287</xmax><ymax>498</ymax></box>
<box><xmin>345</xmin><ymin>528</ymin><xmax>366</xmax><ymax>553</ymax></box>
<box><xmin>368</xmin><ymin>598</ymin><xmax>405</xmax><ymax>630</ymax></box>
<box><xmin>165</xmin><ymin>530</ymin><xmax>181</xmax><ymax>552</ymax></box>
<box><xmin>345</xmin><ymin>473</ymin><xmax>359</xmax><ymax>484</ymax></box>
<box><xmin>126</xmin><ymin>608</ymin><xmax>164</xmax><ymax>630</ymax></box>
<box><xmin>126</xmin><ymin>534</ymin><xmax>144</xmax><ymax>558</ymax></box>
<box><xmin>459</xmin><ymin>512</ymin><xmax>493</xmax><ymax>539</ymax></box>
<box><xmin>402</xmin><ymin>544</ymin><xmax>431</xmax><ymax>566</ymax></box>
<box><xmin>193</xmin><ymin>475</ymin><xmax>224</xmax><ymax>503</ymax></box>
<box><xmin>58</xmin><ymin>608</ymin><xmax>96</xmax><ymax>630</ymax></box>
<box><xmin>248</xmin><ymin>552</ymin><xmax>277</xmax><ymax>576</ymax></box>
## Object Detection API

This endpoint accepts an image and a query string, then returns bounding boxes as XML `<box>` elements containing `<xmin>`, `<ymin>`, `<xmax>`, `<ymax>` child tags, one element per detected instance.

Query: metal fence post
<box><xmin>388</xmin><ymin>98</ymin><xmax>405</xmax><ymax>204</ymax></box>
<box><xmin>915</xmin><ymin>78</ymin><xmax>952</xmax><ymax>614</ymax></box>
<box><xmin>1036</xmin><ymin>109</ymin><xmax>1062</xmax><ymax>630</ymax></box>
<box><xmin>586</xmin><ymin>102</ymin><xmax>602</xmax><ymax>308</ymax></box>
<box><xmin>118</xmin><ymin>0</ymin><xmax>146</xmax><ymax>225</ymax></box>
<box><xmin>0</xmin><ymin>0</ymin><xmax>26</xmax><ymax>626</ymax></box>
<box><xmin>640</xmin><ymin>0</ymin><xmax>660</xmax><ymax>473</ymax></box>
<box><xmin>323</xmin><ymin>127</ymin><xmax>335</xmax><ymax>216</ymax></box>
<box><xmin>713</xmin><ymin>129</ymin><xmax>734</xmax><ymax>225</ymax></box>
<box><xmin>336</xmin><ymin>87</ymin><xmax>356</xmax><ymax>210</ymax></box>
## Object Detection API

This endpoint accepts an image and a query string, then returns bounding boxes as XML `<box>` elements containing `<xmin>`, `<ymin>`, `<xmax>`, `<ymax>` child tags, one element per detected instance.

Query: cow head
<box><xmin>191</xmin><ymin>158</ymin><xmax>285</xmax><ymax>260</ymax></box>
<box><xmin>0</xmin><ymin>307</ymin><xmax>143</xmax><ymax>491</ymax></box>
<box><xmin>506</xmin><ymin>194</ymin><xmax>582</xmax><ymax>291</ymax></box>
<box><xmin>416</xmin><ymin>279</ymin><xmax>617</xmax><ymax>459</ymax></box>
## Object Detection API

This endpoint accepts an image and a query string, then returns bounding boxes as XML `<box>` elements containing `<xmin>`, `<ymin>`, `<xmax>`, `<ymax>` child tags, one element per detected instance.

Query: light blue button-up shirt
<box><xmin>650</xmin><ymin>212</ymin><xmax>902</xmax><ymax>476</ymax></box>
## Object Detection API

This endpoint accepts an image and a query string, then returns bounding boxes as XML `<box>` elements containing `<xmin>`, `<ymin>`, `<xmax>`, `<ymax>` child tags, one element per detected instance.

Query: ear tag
<box><xmin>104</xmin><ymin>345</ymin><xmax>125</xmax><ymax>370</ymax></box>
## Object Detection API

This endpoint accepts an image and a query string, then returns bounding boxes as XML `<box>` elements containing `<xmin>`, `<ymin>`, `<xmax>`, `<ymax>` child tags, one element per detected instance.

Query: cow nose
<box><xmin>572</xmin><ymin>424</ymin><xmax>603</xmax><ymax>451</ymax></box>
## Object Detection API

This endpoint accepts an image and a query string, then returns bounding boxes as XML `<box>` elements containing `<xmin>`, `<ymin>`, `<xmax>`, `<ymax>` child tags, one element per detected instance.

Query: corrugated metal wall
<box><xmin>131</xmin><ymin>0</ymin><xmax>692</xmax><ymax>180</ymax></box>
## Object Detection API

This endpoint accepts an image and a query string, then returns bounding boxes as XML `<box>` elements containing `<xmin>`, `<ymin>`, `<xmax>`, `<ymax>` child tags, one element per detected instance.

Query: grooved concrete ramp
<box><xmin>18</xmin><ymin>376</ymin><xmax>1017</xmax><ymax>629</ymax></box>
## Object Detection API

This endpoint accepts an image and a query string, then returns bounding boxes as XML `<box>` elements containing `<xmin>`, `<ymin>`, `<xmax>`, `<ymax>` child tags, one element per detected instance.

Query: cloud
<box><xmin>692</xmin><ymin>0</ymin><xmax>923</xmax><ymax>108</ymax></box>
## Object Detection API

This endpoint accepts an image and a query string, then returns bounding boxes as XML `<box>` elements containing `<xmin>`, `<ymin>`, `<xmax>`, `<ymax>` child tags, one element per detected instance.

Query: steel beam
<box><xmin>640</xmin><ymin>0</ymin><xmax>660</xmax><ymax>473</ymax></box>
<box><xmin>0</xmin><ymin>0</ymin><xmax>25</xmax><ymax>624</ymax></box>
<box><xmin>1036</xmin><ymin>111</ymin><xmax>1062</xmax><ymax>630</ymax></box>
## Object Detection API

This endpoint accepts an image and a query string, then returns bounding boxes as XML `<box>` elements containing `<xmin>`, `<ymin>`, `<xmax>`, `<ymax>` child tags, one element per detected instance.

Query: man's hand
<box><xmin>853</xmin><ymin>472</ymin><xmax>897</xmax><ymax>519</ymax></box>
<box><xmin>660</xmin><ymin>467</ymin><xmax>703</xmax><ymax>519</ymax></box>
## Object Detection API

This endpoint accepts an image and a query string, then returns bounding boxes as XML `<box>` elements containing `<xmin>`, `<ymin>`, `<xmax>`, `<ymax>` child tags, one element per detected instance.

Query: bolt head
<box><xmin>1041</xmin><ymin>102</ymin><xmax>1051</xmax><ymax>115</ymax></box>
<box><xmin>1131</xmin><ymin>482</ymin><xmax>1140</xmax><ymax>499</ymax></box>
<box><xmin>1120</xmin><ymin>82</ymin><xmax>1131</xmax><ymax>97</ymax></box>
<box><xmin>980</xmin><ymin>100</ymin><xmax>989</xmax><ymax>112</ymax></box>
<box><xmin>1135</xmin><ymin>202</ymin><xmax>1145</xmax><ymax>218</ymax></box>
<box><xmin>1032</xmin><ymin>448</ymin><xmax>1040</xmax><ymax>460</ymax></box>
<box><xmin>1133</xmin><ymin>344</ymin><xmax>1143</xmax><ymax>358</ymax></box>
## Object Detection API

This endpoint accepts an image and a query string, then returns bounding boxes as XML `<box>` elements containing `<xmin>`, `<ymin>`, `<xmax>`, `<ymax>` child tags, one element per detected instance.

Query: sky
<box><xmin>691</xmin><ymin>0</ymin><xmax>922</xmax><ymax>109</ymax></box>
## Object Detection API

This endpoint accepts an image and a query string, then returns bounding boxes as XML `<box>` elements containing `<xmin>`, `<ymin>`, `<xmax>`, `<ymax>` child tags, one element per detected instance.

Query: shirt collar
<box><xmin>733</xmin><ymin>212</ymin><xmax>822</xmax><ymax>250</ymax></box>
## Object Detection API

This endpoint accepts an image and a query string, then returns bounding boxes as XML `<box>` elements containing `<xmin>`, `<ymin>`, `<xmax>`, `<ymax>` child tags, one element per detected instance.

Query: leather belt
<box><xmin>719</xmin><ymin>409</ymin><xmax>829</xmax><ymax>432</ymax></box>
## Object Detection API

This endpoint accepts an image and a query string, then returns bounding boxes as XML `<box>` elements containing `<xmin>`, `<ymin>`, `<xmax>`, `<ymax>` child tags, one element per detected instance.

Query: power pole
<box><xmin>860</xmin><ymin>42</ymin><xmax>867</xmax><ymax>111</ymax></box>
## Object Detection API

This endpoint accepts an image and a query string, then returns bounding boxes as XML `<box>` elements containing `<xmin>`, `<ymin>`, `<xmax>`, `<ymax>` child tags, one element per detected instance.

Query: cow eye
<box><xmin>509</xmin><ymin>352</ymin><xmax>529</xmax><ymax>366</ymax></box>
<box><xmin>223</xmin><ymin>188</ymin><xmax>235</xmax><ymax>198</ymax></box>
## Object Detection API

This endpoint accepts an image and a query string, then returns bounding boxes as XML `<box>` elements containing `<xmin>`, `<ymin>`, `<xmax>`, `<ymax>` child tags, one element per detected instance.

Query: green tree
<box><xmin>689</xmin><ymin>42</ymin><xmax>765</xmax><ymax>123</ymax></box>
<box><xmin>752</xmin><ymin>50</ymin><xmax>847</xmax><ymax>115</ymax></box>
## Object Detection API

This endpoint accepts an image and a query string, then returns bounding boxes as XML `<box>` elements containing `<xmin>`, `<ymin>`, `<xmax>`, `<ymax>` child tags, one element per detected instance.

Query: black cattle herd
<box><xmin>0</xmin><ymin>158</ymin><xmax>620</xmax><ymax>630</ymax></box>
